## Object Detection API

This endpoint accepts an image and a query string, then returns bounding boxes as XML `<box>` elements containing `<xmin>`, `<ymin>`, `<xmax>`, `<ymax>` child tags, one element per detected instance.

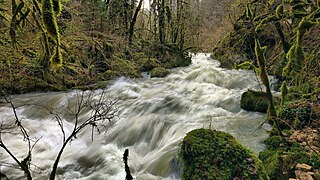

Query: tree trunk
<box><xmin>159</xmin><ymin>0</ymin><xmax>165</xmax><ymax>44</ymax></box>
<box><xmin>128</xmin><ymin>0</ymin><xmax>144</xmax><ymax>45</ymax></box>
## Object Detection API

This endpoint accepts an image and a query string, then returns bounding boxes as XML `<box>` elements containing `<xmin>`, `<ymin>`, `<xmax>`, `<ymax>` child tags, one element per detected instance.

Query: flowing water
<box><xmin>0</xmin><ymin>53</ymin><xmax>271</xmax><ymax>179</ymax></box>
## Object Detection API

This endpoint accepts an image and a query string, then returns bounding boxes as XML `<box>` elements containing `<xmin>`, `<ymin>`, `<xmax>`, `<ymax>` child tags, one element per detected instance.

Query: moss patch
<box><xmin>241</xmin><ymin>90</ymin><xmax>269</xmax><ymax>113</ymax></box>
<box><xmin>179</xmin><ymin>129</ymin><xmax>269</xmax><ymax>179</ymax></box>
<box><xmin>150</xmin><ymin>67</ymin><xmax>169</xmax><ymax>78</ymax></box>
<box><xmin>259</xmin><ymin>135</ymin><xmax>320</xmax><ymax>179</ymax></box>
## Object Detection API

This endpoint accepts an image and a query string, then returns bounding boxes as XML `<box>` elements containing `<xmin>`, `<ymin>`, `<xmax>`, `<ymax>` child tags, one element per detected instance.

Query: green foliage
<box><xmin>108</xmin><ymin>54</ymin><xmax>140</xmax><ymax>78</ymax></box>
<box><xmin>275</xmin><ymin>4</ymin><xmax>284</xmax><ymax>18</ymax></box>
<box><xmin>0</xmin><ymin>0</ymin><xmax>194</xmax><ymax>93</ymax></box>
<box><xmin>260</xmin><ymin>137</ymin><xmax>320</xmax><ymax>179</ymax></box>
<box><xmin>298</xmin><ymin>18</ymin><xmax>316</xmax><ymax>35</ymax></box>
<box><xmin>280</xmin><ymin>105</ymin><xmax>313</xmax><ymax>127</ymax></box>
<box><xmin>255</xmin><ymin>15</ymin><xmax>278</xmax><ymax>33</ymax></box>
<box><xmin>246</xmin><ymin>5</ymin><xmax>254</xmax><ymax>19</ymax></box>
<box><xmin>264</xmin><ymin>136</ymin><xmax>282</xmax><ymax>150</ymax></box>
<box><xmin>280</xmin><ymin>81</ymin><xmax>288</xmax><ymax>106</ymax></box>
<box><xmin>259</xmin><ymin>150</ymin><xmax>281</xmax><ymax>179</ymax></box>
<box><xmin>283</xmin><ymin>45</ymin><xmax>295</xmax><ymax>77</ymax></box>
<box><xmin>254</xmin><ymin>39</ymin><xmax>269</xmax><ymax>87</ymax></box>
<box><xmin>9</xmin><ymin>1</ymin><xmax>30</xmax><ymax>46</ymax></box>
<box><xmin>179</xmin><ymin>129</ymin><xmax>269</xmax><ymax>179</ymax></box>
<box><xmin>0</xmin><ymin>6</ymin><xmax>7</xmax><ymax>21</ymax></box>
<box><xmin>138</xmin><ymin>57</ymin><xmax>160</xmax><ymax>72</ymax></box>
<box><xmin>235</xmin><ymin>61</ymin><xmax>255</xmax><ymax>70</ymax></box>
<box><xmin>50</xmin><ymin>46</ymin><xmax>63</xmax><ymax>68</ymax></box>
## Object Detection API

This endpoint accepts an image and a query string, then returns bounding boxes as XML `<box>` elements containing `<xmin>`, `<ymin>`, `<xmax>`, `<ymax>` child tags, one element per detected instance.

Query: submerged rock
<box><xmin>179</xmin><ymin>129</ymin><xmax>269</xmax><ymax>179</ymax></box>
<box><xmin>241</xmin><ymin>90</ymin><xmax>269</xmax><ymax>113</ymax></box>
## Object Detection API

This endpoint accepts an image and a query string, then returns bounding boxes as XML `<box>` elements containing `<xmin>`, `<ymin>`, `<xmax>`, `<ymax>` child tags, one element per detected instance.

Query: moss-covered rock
<box><xmin>179</xmin><ymin>129</ymin><xmax>269</xmax><ymax>180</ymax></box>
<box><xmin>241</xmin><ymin>90</ymin><xmax>269</xmax><ymax>113</ymax></box>
<box><xmin>150</xmin><ymin>67</ymin><xmax>169</xmax><ymax>78</ymax></box>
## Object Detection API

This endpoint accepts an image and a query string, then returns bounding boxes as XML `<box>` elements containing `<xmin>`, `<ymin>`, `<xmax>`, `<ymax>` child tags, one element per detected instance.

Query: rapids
<box><xmin>0</xmin><ymin>53</ymin><xmax>271</xmax><ymax>179</ymax></box>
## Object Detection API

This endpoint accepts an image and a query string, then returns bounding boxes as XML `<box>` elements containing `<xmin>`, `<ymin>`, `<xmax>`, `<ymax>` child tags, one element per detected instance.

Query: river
<box><xmin>0</xmin><ymin>53</ymin><xmax>271</xmax><ymax>179</ymax></box>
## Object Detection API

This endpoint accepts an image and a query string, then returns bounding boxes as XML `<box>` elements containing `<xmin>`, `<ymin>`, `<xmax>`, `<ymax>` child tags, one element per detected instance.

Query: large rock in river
<box><xmin>179</xmin><ymin>129</ymin><xmax>269</xmax><ymax>179</ymax></box>
<box><xmin>241</xmin><ymin>90</ymin><xmax>269</xmax><ymax>113</ymax></box>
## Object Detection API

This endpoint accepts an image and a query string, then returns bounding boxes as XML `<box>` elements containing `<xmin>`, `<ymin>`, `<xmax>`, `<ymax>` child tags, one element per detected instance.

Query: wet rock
<box><xmin>296</xmin><ymin>163</ymin><xmax>312</xmax><ymax>171</ymax></box>
<box><xmin>240</xmin><ymin>90</ymin><xmax>269</xmax><ymax>113</ymax></box>
<box><xmin>296</xmin><ymin>170</ymin><xmax>303</xmax><ymax>177</ymax></box>
<box><xmin>299</xmin><ymin>172</ymin><xmax>314</xmax><ymax>180</ymax></box>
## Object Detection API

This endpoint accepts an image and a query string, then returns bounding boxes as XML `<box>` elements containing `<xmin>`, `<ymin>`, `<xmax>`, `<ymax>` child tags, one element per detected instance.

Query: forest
<box><xmin>0</xmin><ymin>0</ymin><xmax>319</xmax><ymax>179</ymax></box>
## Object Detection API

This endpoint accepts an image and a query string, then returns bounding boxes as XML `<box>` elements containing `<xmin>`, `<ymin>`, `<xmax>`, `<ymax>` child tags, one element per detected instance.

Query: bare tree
<box><xmin>0</xmin><ymin>94</ymin><xmax>34</xmax><ymax>180</ymax></box>
<box><xmin>0</xmin><ymin>90</ymin><xmax>119</xmax><ymax>179</ymax></box>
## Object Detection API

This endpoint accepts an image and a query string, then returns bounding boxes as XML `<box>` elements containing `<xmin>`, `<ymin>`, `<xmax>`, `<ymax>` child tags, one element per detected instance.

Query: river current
<box><xmin>0</xmin><ymin>53</ymin><xmax>271</xmax><ymax>179</ymax></box>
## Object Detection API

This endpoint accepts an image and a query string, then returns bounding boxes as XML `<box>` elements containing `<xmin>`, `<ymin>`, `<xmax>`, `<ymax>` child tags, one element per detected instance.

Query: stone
<box><xmin>296</xmin><ymin>163</ymin><xmax>312</xmax><ymax>171</ymax></box>
<box><xmin>299</xmin><ymin>172</ymin><xmax>314</xmax><ymax>180</ymax></box>
<box><xmin>296</xmin><ymin>170</ymin><xmax>303</xmax><ymax>177</ymax></box>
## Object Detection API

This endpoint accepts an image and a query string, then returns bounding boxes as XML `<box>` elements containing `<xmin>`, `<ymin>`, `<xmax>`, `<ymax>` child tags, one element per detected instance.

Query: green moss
<box><xmin>179</xmin><ymin>129</ymin><xmax>269</xmax><ymax>180</ymax></box>
<box><xmin>42</xmin><ymin>0</ymin><xmax>62</xmax><ymax>67</ymax></box>
<box><xmin>283</xmin><ymin>45</ymin><xmax>295</xmax><ymax>77</ymax></box>
<box><xmin>52</xmin><ymin>0</ymin><xmax>62</xmax><ymax>16</ymax></box>
<box><xmin>264</xmin><ymin>136</ymin><xmax>282</xmax><ymax>150</ymax></box>
<box><xmin>276</xmin><ymin>4</ymin><xmax>284</xmax><ymax>18</ymax></box>
<box><xmin>280</xmin><ymin>81</ymin><xmax>288</xmax><ymax>106</ymax></box>
<box><xmin>281</xmin><ymin>106</ymin><xmax>312</xmax><ymax>127</ymax></box>
<box><xmin>49</xmin><ymin>46</ymin><xmax>63</xmax><ymax>68</ymax></box>
<box><xmin>139</xmin><ymin>57</ymin><xmax>159</xmax><ymax>72</ymax></box>
<box><xmin>42</xmin><ymin>0</ymin><xmax>59</xmax><ymax>40</ymax></box>
<box><xmin>259</xmin><ymin>150</ymin><xmax>281</xmax><ymax>180</ymax></box>
<box><xmin>260</xmin><ymin>135</ymin><xmax>320</xmax><ymax>179</ymax></box>
<box><xmin>234</xmin><ymin>61</ymin><xmax>255</xmax><ymax>70</ymax></box>
<box><xmin>150</xmin><ymin>67</ymin><xmax>169</xmax><ymax>78</ymax></box>
<box><xmin>241</xmin><ymin>90</ymin><xmax>269</xmax><ymax>113</ymax></box>
<box><xmin>109</xmin><ymin>55</ymin><xmax>140</xmax><ymax>77</ymax></box>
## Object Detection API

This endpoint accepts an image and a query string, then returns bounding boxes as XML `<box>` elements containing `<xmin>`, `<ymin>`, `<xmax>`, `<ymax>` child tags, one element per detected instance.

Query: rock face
<box><xmin>179</xmin><ymin>129</ymin><xmax>269</xmax><ymax>179</ymax></box>
<box><xmin>241</xmin><ymin>90</ymin><xmax>269</xmax><ymax>113</ymax></box>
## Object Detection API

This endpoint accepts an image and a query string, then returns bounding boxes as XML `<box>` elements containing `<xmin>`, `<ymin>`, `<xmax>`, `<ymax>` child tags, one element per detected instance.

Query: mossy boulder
<box><xmin>241</xmin><ymin>90</ymin><xmax>269</xmax><ymax>113</ymax></box>
<box><xmin>150</xmin><ymin>67</ymin><xmax>169</xmax><ymax>78</ymax></box>
<box><xmin>179</xmin><ymin>129</ymin><xmax>269</xmax><ymax>179</ymax></box>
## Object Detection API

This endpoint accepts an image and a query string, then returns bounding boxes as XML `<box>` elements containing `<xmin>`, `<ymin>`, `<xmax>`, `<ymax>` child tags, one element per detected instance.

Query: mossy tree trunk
<box><xmin>42</xmin><ymin>0</ymin><xmax>63</xmax><ymax>68</ymax></box>
<box><xmin>246</xmin><ymin>4</ymin><xmax>283</xmax><ymax>136</ymax></box>
<box><xmin>128</xmin><ymin>0</ymin><xmax>143</xmax><ymax>45</ymax></box>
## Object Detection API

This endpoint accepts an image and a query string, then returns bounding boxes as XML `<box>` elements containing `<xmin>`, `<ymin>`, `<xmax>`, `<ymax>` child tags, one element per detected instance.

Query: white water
<box><xmin>0</xmin><ymin>53</ymin><xmax>271</xmax><ymax>179</ymax></box>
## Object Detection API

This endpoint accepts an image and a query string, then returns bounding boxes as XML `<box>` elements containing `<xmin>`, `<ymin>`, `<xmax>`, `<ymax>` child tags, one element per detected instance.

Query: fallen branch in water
<box><xmin>123</xmin><ymin>149</ymin><xmax>133</xmax><ymax>180</ymax></box>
